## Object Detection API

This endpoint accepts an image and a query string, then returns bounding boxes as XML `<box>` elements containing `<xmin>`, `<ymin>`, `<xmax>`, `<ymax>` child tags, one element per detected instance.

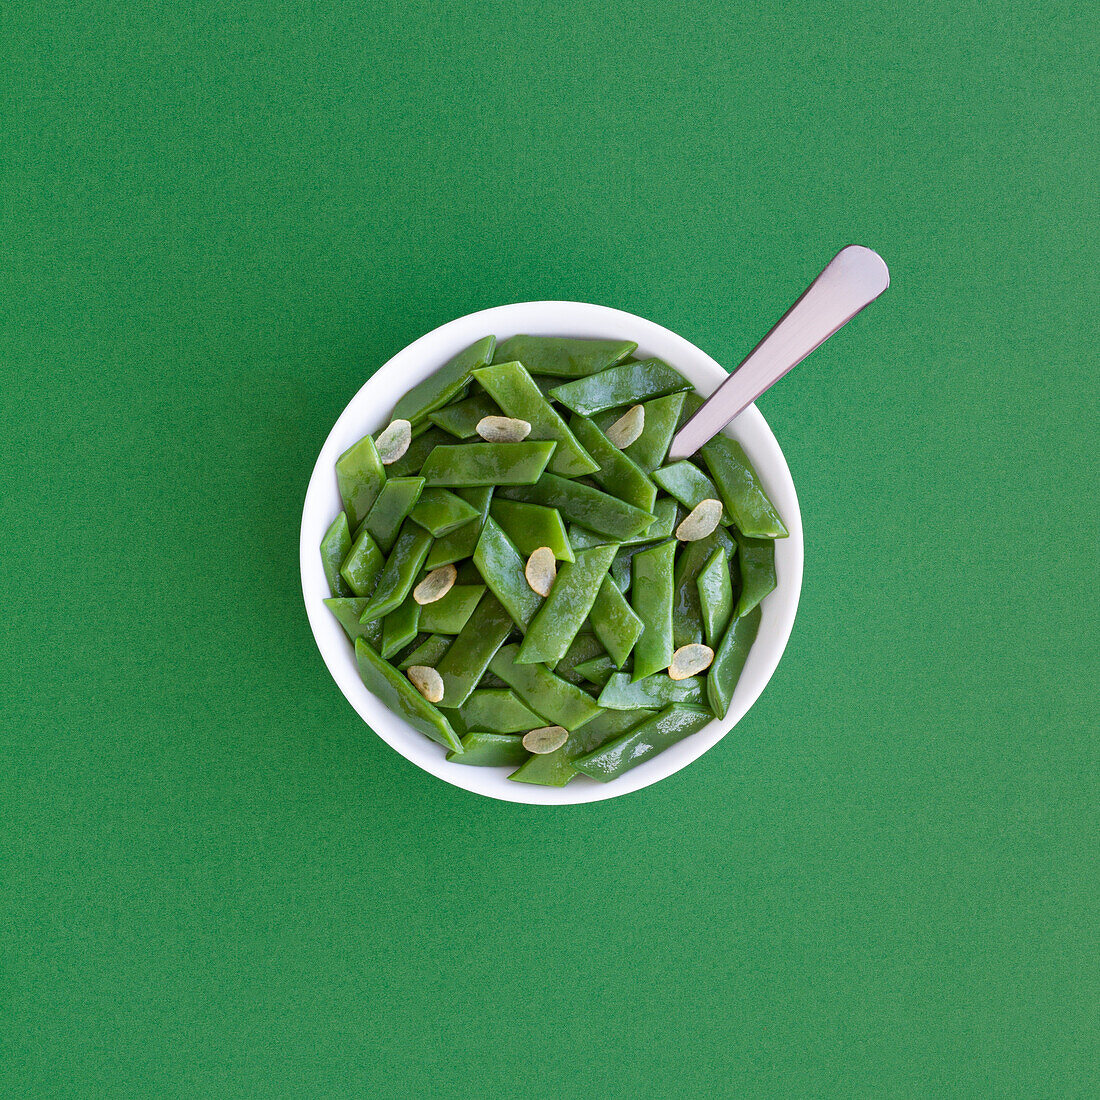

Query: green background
<box><xmin>3</xmin><ymin>0</ymin><xmax>1096</xmax><ymax>1094</ymax></box>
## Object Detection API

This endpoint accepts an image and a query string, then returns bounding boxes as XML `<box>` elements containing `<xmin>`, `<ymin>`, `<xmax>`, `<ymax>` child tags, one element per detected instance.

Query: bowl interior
<box><xmin>300</xmin><ymin>301</ymin><xmax>803</xmax><ymax>804</ymax></box>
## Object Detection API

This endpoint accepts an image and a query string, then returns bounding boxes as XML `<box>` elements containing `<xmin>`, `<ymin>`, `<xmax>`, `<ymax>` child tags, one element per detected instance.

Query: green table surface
<box><xmin>3</xmin><ymin>0</ymin><xmax>1096</xmax><ymax>1095</ymax></box>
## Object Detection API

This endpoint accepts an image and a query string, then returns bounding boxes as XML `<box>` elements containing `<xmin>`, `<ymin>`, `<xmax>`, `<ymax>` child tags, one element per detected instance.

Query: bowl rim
<box><xmin>300</xmin><ymin>300</ymin><xmax>803</xmax><ymax>804</ymax></box>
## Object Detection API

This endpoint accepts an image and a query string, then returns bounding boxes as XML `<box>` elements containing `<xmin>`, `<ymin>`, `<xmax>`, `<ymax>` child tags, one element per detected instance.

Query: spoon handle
<box><xmin>667</xmin><ymin>245</ymin><xmax>890</xmax><ymax>461</ymax></box>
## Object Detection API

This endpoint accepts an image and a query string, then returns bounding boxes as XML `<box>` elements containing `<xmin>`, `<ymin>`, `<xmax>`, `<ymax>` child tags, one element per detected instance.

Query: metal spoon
<box><xmin>668</xmin><ymin>245</ymin><xmax>890</xmax><ymax>460</ymax></box>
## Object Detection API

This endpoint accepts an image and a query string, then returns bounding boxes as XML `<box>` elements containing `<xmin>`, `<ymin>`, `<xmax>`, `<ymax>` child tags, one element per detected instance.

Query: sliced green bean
<box><xmin>391</xmin><ymin>335</ymin><xmax>495</xmax><ymax>425</ymax></box>
<box><xmin>573</xmin><ymin>655</ymin><xmax>617</xmax><ymax>687</ymax></box>
<box><xmin>473</xmin><ymin>516</ymin><xmax>543</xmax><ymax>630</ymax></box>
<box><xmin>571</xmin><ymin>704</ymin><xmax>713</xmax><ymax>781</ymax></box>
<box><xmin>489</xmin><ymin>644</ymin><xmax>602</xmax><ymax>729</ymax></box>
<box><xmin>569</xmin><ymin>497</ymin><xmax>677</xmax><ymax>553</ymax></box>
<box><xmin>492</xmin><ymin>335</ymin><xmax>635</xmax><ymax>377</ymax></box>
<box><xmin>597</xmin><ymin>671</ymin><xmax>704</xmax><ymax>709</ymax></box>
<box><xmin>363</xmin><ymin>476</ymin><xmax>425</xmax><ymax>554</ymax></box>
<box><xmin>589</xmin><ymin>575</ymin><xmax>644</xmax><ymax>668</ymax></box>
<box><xmin>418</xmin><ymin>584</ymin><xmax>485</xmax><ymax>634</ymax></box>
<box><xmin>357</xmin><ymin>521</ymin><xmax>433</xmax><ymax>621</ymax></box>
<box><xmin>446</xmin><ymin>732</ymin><xmax>528</xmax><ymax>767</ymax></box>
<box><xmin>454</xmin><ymin>559</ymin><xmax>483</xmax><ymax>585</ymax></box>
<box><xmin>381</xmin><ymin>594</ymin><xmax>421</xmax><ymax>659</ymax></box>
<box><xmin>490</xmin><ymin>500</ymin><xmax>574</xmax><ymax>562</ymax></box>
<box><xmin>696</xmin><ymin>547</ymin><xmax>734</xmax><ymax>648</ymax></box>
<box><xmin>550</xmin><ymin>359</ymin><xmax>692</xmax><ymax>415</ymax></box>
<box><xmin>384</xmin><ymin>426</ymin><xmax>452</xmax><ymax>478</ymax></box>
<box><xmin>498</xmin><ymin>473</ymin><xmax>655</xmax><ymax>541</ymax></box>
<box><xmin>515</xmin><ymin>544</ymin><xmax>618</xmax><ymax>665</ymax></box>
<box><xmin>610</xmin><ymin>548</ymin><xmax>633</xmax><ymax>594</ymax></box>
<box><xmin>507</xmin><ymin>747</ymin><xmax>576</xmax><ymax>786</ymax></box>
<box><xmin>420</xmin><ymin>441</ymin><xmax>557</xmax><ymax>487</ymax></box>
<box><xmin>398</xmin><ymin>633</ymin><xmax>452</xmax><ymax>669</ymax></box>
<box><xmin>700</xmin><ymin>434</ymin><xmax>788</xmax><ymax>539</ymax></box>
<box><xmin>652</xmin><ymin>461</ymin><xmax>731</xmax><ymax>523</ymax></box>
<box><xmin>630</xmin><ymin>540</ymin><xmax>676</xmax><ymax>680</ymax></box>
<box><xmin>597</xmin><ymin>391</ymin><xmax>687</xmax><ymax>474</ymax></box>
<box><xmin>339</xmin><ymin>525</ymin><xmax>384</xmax><ymax>597</ymax></box>
<box><xmin>672</xmin><ymin>527</ymin><xmax>736</xmax><ymax>648</ymax></box>
<box><xmin>320</xmin><ymin>512</ymin><xmax>353</xmax><ymax>596</ymax></box>
<box><xmin>428</xmin><ymin>391</ymin><xmax>500</xmax><ymax>438</ymax></box>
<box><xmin>472</xmin><ymin>361</ymin><xmax>598</xmax><ymax>477</ymax></box>
<box><xmin>335</xmin><ymin>433</ymin><xmax>386</xmax><ymax>529</ymax></box>
<box><xmin>324</xmin><ymin>596</ymin><xmax>382</xmax><ymax>649</ymax></box>
<box><xmin>354</xmin><ymin>637</ymin><xmax>461</xmax><ymax>752</ymax></box>
<box><xmin>424</xmin><ymin>487</ymin><xmax>492</xmax><ymax>569</ymax></box>
<box><xmin>434</xmin><ymin>593</ymin><xmax>514</xmax><ymax>708</ymax></box>
<box><xmin>531</xmin><ymin>375</ymin><xmax>560</xmax><ymax>396</ymax></box>
<box><xmin>735</xmin><ymin>534</ymin><xmax>777</xmax><ymax>617</ymax></box>
<box><xmin>508</xmin><ymin>707</ymin><xmax>654</xmax><ymax>786</ymax></box>
<box><xmin>677</xmin><ymin>390</ymin><xmax>705</xmax><ymax>426</ymax></box>
<box><xmin>448</xmin><ymin>688</ymin><xmax>543</xmax><ymax>734</ymax></box>
<box><xmin>568</xmin><ymin>414</ymin><xmax>658</xmax><ymax>513</ymax></box>
<box><xmin>409</xmin><ymin>488</ymin><xmax>480</xmax><ymax>536</ymax></box>
<box><xmin>554</xmin><ymin>633</ymin><xmax>606</xmax><ymax>684</ymax></box>
<box><xmin>707</xmin><ymin>605</ymin><xmax>761</xmax><ymax>718</ymax></box>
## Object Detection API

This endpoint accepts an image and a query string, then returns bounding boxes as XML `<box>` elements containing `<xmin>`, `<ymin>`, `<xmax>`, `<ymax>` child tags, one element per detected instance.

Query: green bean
<box><xmin>735</xmin><ymin>534</ymin><xmax>777</xmax><ymax>617</ymax></box>
<box><xmin>391</xmin><ymin>335</ymin><xmax>495</xmax><ymax>425</ymax></box>
<box><xmin>428</xmin><ymin>391</ymin><xmax>500</xmax><ymax>438</ymax></box>
<box><xmin>324</xmin><ymin>596</ymin><xmax>382</xmax><ymax>650</ymax></box>
<box><xmin>472</xmin><ymin>516</ymin><xmax>543</xmax><ymax>630</ymax></box>
<box><xmin>472</xmin><ymin>361</ymin><xmax>599</xmax><ymax>477</ymax></box>
<box><xmin>398</xmin><ymin>633</ymin><xmax>452</xmax><ymax>669</ymax></box>
<box><xmin>554</xmin><ymin>633</ymin><xmax>607</xmax><ymax>685</ymax></box>
<box><xmin>571</xmin><ymin>705</ymin><xmax>713</xmax><ymax>781</ymax></box>
<box><xmin>489</xmin><ymin>644</ymin><xmax>603</xmax><ymax>729</ymax></box>
<box><xmin>320</xmin><ymin>512</ymin><xmax>353</xmax><ymax>597</ymax></box>
<box><xmin>339</xmin><ymin>524</ymin><xmax>384</xmax><ymax>597</ymax></box>
<box><xmin>357</xmin><ymin>521</ymin><xmax>433</xmax><ymax>621</ymax></box>
<box><xmin>700</xmin><ymin>435</ymin><xmax>788</xmax><ymax>539</ymax></box>
<box><xmin>354</xmin><ymin>637</ymin><xmax>462</xmax><ymax>753</ymax></box>
<box><xmin>596</xmin><ymin>391</ymin><xmax>686</xmax><ymax>474</ymax></box>
<box><xmin>381</xmin><ymin>594</ymin><xmax>421</xmax><ymax>659</ymax></box>
<box><xmin>573</xmin><ymin>655</ymin><xmax>617</xmax><ymax>687</ymax></box>
<box><xmin>589</xmin><ymin>575</ymin><xmax>644</xmax><ymax>668</ymax></box>
<box><xmin>420</xmin><ymin>441</ymin><xmax>557</xmax><ymax>487</ymax></box>
<box><xmin>630</xmin><ymin>540</ymin><xmax>676</xmax><ymax>680</ymax></box>
<box><xmin>454</xmin><ymin>559</ymin><xmax>483</xmax><ymax>585</ymax></box>
<box><xmin>363</xmin><ymin>476</ymin><xmax>425</xmax><ymax>554</ymax></box>
<box><xmin>408</xmin><ymin>488</ymin><xmax>480</xmax><ymax>536</ymax></box>
<box><xmin>492</xmin><ymin>335</ymin><xmax>636</xmax><ymax>377</ymax></box>
<box><xmin>508</xmin><ymin>707</ymin><xmax>655</xmax><ymax>786</ymax></box>
<box><xmin>490</xmin><ymin>500</ymin><xmax>574</xmax><ymax>562</ymax></box>
<box><xmin>516</xmin><ymin>545</ymin><xmax>618</xmax><ymax>665</ymax></box>
<box><xmin>424</xmin><ymin>487</ymin><xmax>492</xmax><ymax>569</ymax></box>
<box><xmin>569</xmin><ymin>496</ymin><xmax>678</xmax><ymax>551</ymax></box>
<box><xmin>445</xmin><ymin>732</ymin><xmax>528</xmax><ymax>767</ymax></box>
<box><xmin>498</xmin><ymin>473</ymin><xmax>655</xmax><ymax>541</ymax></box>
<box><xmin>550</xmin><ymin>359</ymin><xmax>692</xmax><ymax>415</ymax></box>
<box><xmin>672</xmin><ymin>527</ymin><xmax>736</xmax><ymax>648</ymax></box>
<box><xmin>609</xmin><ymin>548</ymin><xmax>633</xmax><ymax>594</ymax></box>
<box><xmin>417</xmin><ymin>584</ymin><xmax>485</xmax><ymax>634</ymax></box>
<box><xmin>384</xmin><ymin>426</ymin><xmax>452</xmax><ymax>478</ymax></box>
<box><xmin>434</xmin><ymin>594</ymin><xmax>514</xmax><ymax>708</ymax></box>
<box><xmin>597</xmin><ymin>671</ymin><xmax>704</xmax><ymax>709</ymax></box>
<box><xmin>707</xmin><ymin>605</ymin><xmax>761</xmax><ymax>718</ymax></box>
<box><xmin>568</xmin><ymin>414</ymin><xmax>658</xmax><ymax>513</ymax></box>
<box><xmin>652</xmin><ymin>461</ymin><xmax>731</xmax><ymax>523</ymax></box>
<box><xmin>447</xmin><ymin>688</ymin><xmax>543</xmax><ymax>734</ymax></box>
<box><xmin>696</xmin><ymin>547</ymin><xmax>734</xmax><ymax>647</ymax></box>
<box><xmin>335</xmin><ymin>433</ymin><xmax>386</xmax><ymax>529</ymax></box>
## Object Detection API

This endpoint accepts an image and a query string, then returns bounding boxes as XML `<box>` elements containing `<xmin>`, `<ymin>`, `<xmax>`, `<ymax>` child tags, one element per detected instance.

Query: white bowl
<box><xmin>300</xmin><ymin>302</ymin><xmax>803</xmax><ymax>804</ymax></box>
